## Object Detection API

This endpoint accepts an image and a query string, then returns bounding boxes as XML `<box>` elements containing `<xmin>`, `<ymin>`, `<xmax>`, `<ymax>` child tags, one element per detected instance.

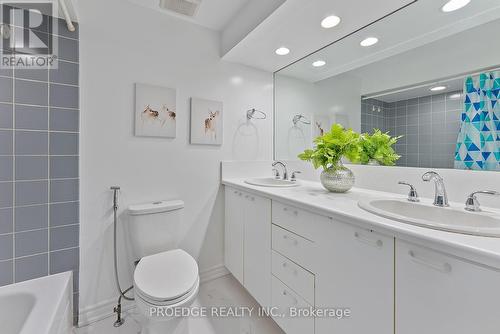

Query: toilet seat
<box><xmin>134</xmin><ymin>249</ymin><xmax>199</xmax><ymax>305</ymax></box>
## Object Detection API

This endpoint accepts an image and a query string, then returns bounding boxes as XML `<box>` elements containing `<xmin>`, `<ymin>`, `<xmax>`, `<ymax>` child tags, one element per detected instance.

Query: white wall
<box><xmin>78</xmin><ymin>0</ymin><xmax>273</xmax><ymax>321</ymax></box>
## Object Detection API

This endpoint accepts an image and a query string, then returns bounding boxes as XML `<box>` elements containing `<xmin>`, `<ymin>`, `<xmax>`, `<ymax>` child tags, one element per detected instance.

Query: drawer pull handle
<box><xmin>283</xmin><ymin>234</ymin><xmax>299</xmax><ymax>246</ymax></box>
<box><xmin>408</xmin><ymin>250</ymin><xmax>452</xmax><ymax>273</ymax></box>
<box><xmin>282</xmin><ymin>290</ymin><xmax>298</xmax><ymax>305</ymax></box>
<box><xmin>354</xmin><ymin>232</ymin><xmax>383</xmax><ymax>248</ymax></box>
<box><xmin>283</xmin><ymin>207</ymin><xmax>299</xmax><ymax>216</ymax></box>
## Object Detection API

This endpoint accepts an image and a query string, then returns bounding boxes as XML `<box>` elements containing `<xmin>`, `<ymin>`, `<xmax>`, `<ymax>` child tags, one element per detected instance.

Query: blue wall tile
<box><xmin>50</xmin><ymin>202</ymin><xmax>78</xmax><ymax>226</ymax></box>
<box><xmin>0</xmin><ymin>156</ymin><xmax>13</xmax><ymax>181</ymax></box>
<box><xmin>50</xmin><ymin>61</ymin><xmax>78</xmax><ymax>85</ymax></box>
<box><xmin>15</xmin><ymin>80</ymin><xmax>48</xmax><ymax>106</ymax></box>
<box><xmin>15</xmin><ymin>68</ymin><xmax>48</xmax><ymax>82</ymax></box>
<box><xmin>57</xmin><ymin>36</ymin><xmax>79</xmax><ymax>62</ymax></box>
<box><xmin>15</xmin><ymin>253</ymin><xmax>48</xmax><ymax>282</ymax></box>
<box><xmin>0</xmin><ymin>234</ymin><xmax>13</xmax><ymax>260</ymax></box>
<box><xmin>0</xmin><ymin>77</ymin><xmax>13</xmax><ymax>103</ymax></box>
<box><xmin>15</xmin><ymin>229</ymin><xmax>48</xmax><ymax>257</ymax></box>
<box><xmin>15</xmin><ymin>131</ymin><xmax>48</xmax><ymax>155</ymax></box>
<box><xmin>15</xmin><ymin>205</ymin><xmax>48</xmax><ymax>232</ymax></box>
<box><xmin>50</xmin><ymin>156</ymin><xmax>78</xmax><ymax>179</ymax></box>
<box><xmin>50</xmin><ymin>84</ymin><xmax>79</xmax><ymax>109</ymax></box>
<box><xmin>0</xmin><ymin>183</ymin><xmax>13</xmax><ymax>208</ymax></box>
<box><xmin>50</xmin><ymin>247</ymin><xmax>78</xmax><ymax>273</ymax></box>
<box><xmin>50</xmin><ymin>179</ymin><xmax>78</xmax><ymax>202</ymax></box>
<box><xmin>0</xmin><ymin>130</ymin><xmax>13</xmax><ymax>154</ymax></box>
<box><xmin>15</xmin><ymin>105</ymin><xmax>48</xmax><ymax>130</ymax></box>
<box><xmin>15</xmin><ymin>181</ymin><xmax>48</xmax><ymax>206</ymax></box>
<box><xmin>0</xmin><ymin>103</ymin><xmax>13</xmax><ymax>128</ymax></box>
<box><xmin>15</xmin><ymin>156</ymin><xmax>48</xmax><ymax>180</ymax></box>
<box><xmin>0</xmin><ymin>208</ymin><xmax>13</xmax><ymax>234</ymax></box>
<box><xmin>3</xmin><ymin>19</ymin><xmax>79</xmax><ymax>317</ymax></box>
<box><xmin>0</xmin><ymin>260</ymin><xmax>13</xmax><ymax>286</ymax></box>
<box><xmin>49</xmin><ymin>108</ymin><xmax>78</xmax><ymax>132</ymax></box>
<box><xmin>50</xmin><ymin>225</ymin><xmax>79</xmax><ymax>251</ymax></box>
<box><xmin>50</xmin><ymin>132</ymin><xmax>78</xmax><ymax>155</ymax></box>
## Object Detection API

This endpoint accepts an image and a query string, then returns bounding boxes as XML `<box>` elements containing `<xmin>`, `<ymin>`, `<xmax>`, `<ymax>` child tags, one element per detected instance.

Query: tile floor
<box><xmin>76</xmin><ymin>275</ymin><xmax>284</xmax><ymax>334</ymax></box>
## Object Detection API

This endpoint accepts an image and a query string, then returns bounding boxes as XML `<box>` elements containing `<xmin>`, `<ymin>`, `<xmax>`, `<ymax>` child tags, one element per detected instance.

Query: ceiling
<box><xmin>222</xmin><ymin>0</ymin><xmax>415</xmax><ymax>72</ymax></box>
<box><xmin>279</xmin><ymin>0</ymin><xmax>500</xmax><ymax>82</ymax></box>
<box><xmin>367</xmin><ymin>77</ymin><xmax>464</xmax><ymax>103</ymax></box>
<box><xmin>126</xmin><ymin>0</ymin><xmax>250</xmax><ymax>31</ymax></box>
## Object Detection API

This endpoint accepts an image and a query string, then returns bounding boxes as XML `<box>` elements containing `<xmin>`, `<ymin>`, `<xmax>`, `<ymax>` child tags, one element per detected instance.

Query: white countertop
<box><xmin>222</xmin><ymin>178</ymin><xmax>500</xmax><ymax>269</ymax></box>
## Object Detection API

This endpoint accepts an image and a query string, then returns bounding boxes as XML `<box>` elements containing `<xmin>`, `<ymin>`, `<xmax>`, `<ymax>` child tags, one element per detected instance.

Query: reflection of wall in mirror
<box><xmin>275</xmin><ymin>73</ymin><xmax>361</xmax><ymax>159</ymax></box>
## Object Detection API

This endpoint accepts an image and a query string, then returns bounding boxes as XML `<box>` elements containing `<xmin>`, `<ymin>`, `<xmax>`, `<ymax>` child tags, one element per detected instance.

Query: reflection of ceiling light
<box><xmin>449</xmin><ymin>93</ymin><xmax>462</xmax><ymax>99</ymax></box>
<box><xmin>321</xmin><ymin>15</ymin><xmax>341</xmax><ymax>28</ymax></box>
<box><xmin>441</xmin><ymin>0</ymin><xmax>471</xmax><ymax>12</ymax></box>
<box><xmin>360</xmin><ymin>37</ymin><xmax>378</xmax><ymax>47</ymax></box>
<box><xmin>312</xmin><ymin>60</ymin><xmax>326</xmax><ymax>67</ymax></box>
<box><xmin>275</xmin><ymin>47</ymin><xmax>290</xmax><ymax>55</ymax></box>
<box><xmin>430</xmin><ymin>85</ymin><xmax>447</xmax><ymax>92</ymax></box>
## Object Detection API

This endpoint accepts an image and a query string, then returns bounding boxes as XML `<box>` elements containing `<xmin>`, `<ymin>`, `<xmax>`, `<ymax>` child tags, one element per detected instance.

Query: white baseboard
<box><xmin>77</xmin><ymin>264</ymin><xmax>229</xmax><ymax>328</ymax></box>
<box><xmin>200</xmin><ymin>264</ymin><xmax>230</xmax><ymax>284</ymax></box>
<box><xmin>77</xmin><ymin>296</ymin><xmax>135</xmax><ymax>328</ymax></box>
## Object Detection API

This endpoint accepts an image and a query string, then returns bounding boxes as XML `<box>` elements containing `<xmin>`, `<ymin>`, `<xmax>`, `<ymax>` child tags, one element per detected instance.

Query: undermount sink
<box><xmin>245</xmin><ymin>178</ymin><xmax>299</xmax><ymax>188</ymax></box>
<box><xmin>358</xmin><ymin>199</ymin><xmax>500</xmax><ymax>237</ymax></box>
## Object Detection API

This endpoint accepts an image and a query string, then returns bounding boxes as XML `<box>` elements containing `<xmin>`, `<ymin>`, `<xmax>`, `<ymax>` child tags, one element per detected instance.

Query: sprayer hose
<box><xmin>113</xmin><ymin>205</ymin><xmax>134</xmax><ymax>301</ymax></box>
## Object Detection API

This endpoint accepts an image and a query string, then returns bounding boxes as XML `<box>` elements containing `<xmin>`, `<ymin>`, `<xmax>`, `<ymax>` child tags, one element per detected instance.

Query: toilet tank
<box><xmin>127</xmin><ymin>200</ymin><xmax>184</xmax><ymax>260</ymax></box>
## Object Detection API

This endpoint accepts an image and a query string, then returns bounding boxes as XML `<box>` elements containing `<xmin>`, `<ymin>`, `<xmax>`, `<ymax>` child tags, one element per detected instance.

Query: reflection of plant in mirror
<box><xmin>360</xmin><ymin>129</ymin><xmax>402</xmax><ymax>166</ymax></box>
<box><xmin>298</xmin><ymin>124</ymin><xmax>361</xmax><ymax>169</ymax></box>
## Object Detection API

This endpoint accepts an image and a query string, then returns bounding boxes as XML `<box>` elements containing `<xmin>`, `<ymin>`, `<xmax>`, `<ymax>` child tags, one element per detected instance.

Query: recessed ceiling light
<box><xmin>449</xmin><ymin>93</ymin><xmax>462</xmax><ymax>99</ymax></box>
<box><xmin>321</xmin><ymin>15</ymin><xmax>341</xmax><ymax>29</ymax></box>
<box><xmin>441</xmin><ymin>0</ymin><xmax>471</xmax><ymax>12</ymax></box>
<box><xmin>312</xmin><ymin>60</ymin><xmax>326</xmax><ymax>67</ymax></box>
<box><xmin>430</xmin><ymin>85</ymin><xmax>447</xmax><ymax>92</ymax></box>
<box><xmin>275</xmin><ymin>47</ymin><xmax>290</xmax><ymax>56</ymax></box>
<box><xmin>360</xmin><ymin>37</ymin><xmax>379</xmax><ymax>47</ymax></box>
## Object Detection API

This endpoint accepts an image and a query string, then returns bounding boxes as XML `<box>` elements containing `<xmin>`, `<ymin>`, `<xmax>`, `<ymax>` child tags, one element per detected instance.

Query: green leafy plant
<box><xmin>359</xmin><ymin>129</ymin><xmax>401</xmax><ymax>166</ymax></box>
<box><xmin>298</xmin><ymin>124</ymin><xmax>361</xmax><ymax>169</ymax></box>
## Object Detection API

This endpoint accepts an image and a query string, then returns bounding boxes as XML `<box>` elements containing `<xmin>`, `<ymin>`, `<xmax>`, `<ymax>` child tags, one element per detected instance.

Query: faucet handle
<box><xmin>272</xmin><ymin>168</ymin><xmax>281</xmax><ymax>180</ymax></box>
<box><xmin>398</xmin><ymin>181</ymin><xmax>419</xmax><ymax>202</ymax></box>
<box><xmin>290</xmin><ymin>171</ymin><xmax>301</xmax><ymax>182</ymax></box>
<box><xmin>465</xmin><ymin>190</ymin><xmax>500</xmax><ymax>212</ymax></box>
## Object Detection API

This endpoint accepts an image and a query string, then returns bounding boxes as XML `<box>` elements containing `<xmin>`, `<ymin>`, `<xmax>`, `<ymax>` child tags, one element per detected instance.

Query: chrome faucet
<box><xmin>272</xmin><ymin>161</ymin><xmax>288</xmax><ymax>180</ymax></box>
<box><xmin>422</xmin><ymin>171</ymin><xmax>449</xmax><ymax>207</ymax></box>
<box><xmin>465</xmin><ymin>190</ymin><xmax>500</xmax><ymax>212</ymax></box>
<box><xmin>398</xmin><ymin>181</ymin><xmax>419</xmax><ymax>202</ymax></box>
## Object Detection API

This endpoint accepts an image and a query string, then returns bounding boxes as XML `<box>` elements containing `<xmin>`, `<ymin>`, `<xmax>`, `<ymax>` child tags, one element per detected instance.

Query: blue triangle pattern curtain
<box><xmin>454</xmin><ymin>71</ymin><xmax>500</xmax><ymax>171</ymax></box>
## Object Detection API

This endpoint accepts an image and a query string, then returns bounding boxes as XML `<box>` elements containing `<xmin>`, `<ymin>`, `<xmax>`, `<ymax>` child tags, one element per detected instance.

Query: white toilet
<box><xmin>128</xmin><ymin>200</ymin><xmax>199</xmax><ymax>334</ymax></box>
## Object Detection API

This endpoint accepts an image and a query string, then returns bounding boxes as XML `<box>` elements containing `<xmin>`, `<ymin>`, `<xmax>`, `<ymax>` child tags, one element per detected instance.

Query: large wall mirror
<box><xmin>274</xmin><ymin>0</ymin><xmax>500</xmax><ymax>171</ymax></box>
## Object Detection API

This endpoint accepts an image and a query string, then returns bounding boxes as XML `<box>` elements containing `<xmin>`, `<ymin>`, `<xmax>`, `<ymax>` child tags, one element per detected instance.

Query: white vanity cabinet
<box><xmin>224</xmin><ymin>187</ymin><xmax>272</xmax><ymax>307</ymax></box>
<box><xmin>396</xmin><ymin>240</ymin><xmax>500</xmax><ymax>334</ymax></box>
<box><xmin>315</xmin><ymin>219</ymin><xmax>394</xmax><ymax>334</ymax></box>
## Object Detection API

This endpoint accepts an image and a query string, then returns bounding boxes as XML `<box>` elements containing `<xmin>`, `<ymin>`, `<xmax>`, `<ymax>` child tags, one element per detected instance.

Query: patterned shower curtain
<box><xmin>454</xmin><ymin>71</ymin><xmax>500</xmax><ymax>171</ymax></box>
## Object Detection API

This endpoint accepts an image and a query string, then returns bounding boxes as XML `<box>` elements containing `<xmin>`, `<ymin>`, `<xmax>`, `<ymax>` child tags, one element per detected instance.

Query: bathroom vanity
<box><xmin>222</xmin><ymin>178</ymin><xmax>500</xmax><ymax>334</ymax></box>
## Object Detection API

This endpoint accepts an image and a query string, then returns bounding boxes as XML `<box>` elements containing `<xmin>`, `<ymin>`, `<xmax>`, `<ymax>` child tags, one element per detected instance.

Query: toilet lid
<box><xmin>134</xmin><ymin>249</ymin><xmax>199</xmax><ymax>302</ymax></box>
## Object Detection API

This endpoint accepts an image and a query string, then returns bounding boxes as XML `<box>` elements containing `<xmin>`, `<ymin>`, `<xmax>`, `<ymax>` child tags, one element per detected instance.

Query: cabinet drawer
<box><xmin>272</xmin><ymin>224</ymin><xmax>314</xmax><ymax>271</ymax></box>
<box><xmin>272</xmin><ymin>201</ymin><xmax>326</xmax><ymax>241</ymax></box>
<box><xmin>271</xmin><ymin>276</ymin><xmax>314</xmax><ymax>334</ymax></box>
<box><xmin>272</xmin><ymin>250</ymin><xmax>314</xmax><ymax>305</ymax></box>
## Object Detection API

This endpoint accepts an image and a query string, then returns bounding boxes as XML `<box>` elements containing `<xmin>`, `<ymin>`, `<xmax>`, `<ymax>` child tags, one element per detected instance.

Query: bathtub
<box><xmin>0</xmin><ymin>272</ymin><xmax>73</xmax><ymax>334</ymax></box>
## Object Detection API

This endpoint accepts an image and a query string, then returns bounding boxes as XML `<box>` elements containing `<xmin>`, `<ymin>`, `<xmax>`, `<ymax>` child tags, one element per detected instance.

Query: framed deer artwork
<box><xmin>190</xmin><ymin>97</ymin><xmax>223</xmax><ymax>145</ymax></box>
<box><xmin>134</xmin><ymin>83</ymin><xmax>176</xmax><ymax>138</ymax></box>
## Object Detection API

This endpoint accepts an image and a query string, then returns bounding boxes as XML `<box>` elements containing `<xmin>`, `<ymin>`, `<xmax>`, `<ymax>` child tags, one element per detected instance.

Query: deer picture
<box><xmin>204</xmin><ymin>110</ymin><xmax>220</xmax><ymax>140</ymax></box>
<box><xmin>316</xmin><ymin>121</ymin><xmax>325</xmax><ymax>136</ymax></box>
<box><xmin>141</xmin><ymin>104</ymin><xmax>176</xmax><ymax>126</ymax></box>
